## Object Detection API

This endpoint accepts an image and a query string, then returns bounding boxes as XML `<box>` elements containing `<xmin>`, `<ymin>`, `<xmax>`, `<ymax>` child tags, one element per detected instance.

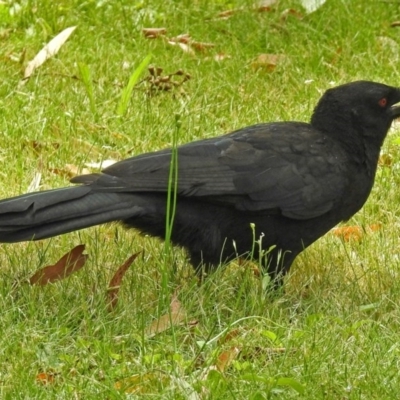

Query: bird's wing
<box><xmin>72</xmin><ymin>123</ymin><xmax>349</xmax><ymax>220</ymax></box>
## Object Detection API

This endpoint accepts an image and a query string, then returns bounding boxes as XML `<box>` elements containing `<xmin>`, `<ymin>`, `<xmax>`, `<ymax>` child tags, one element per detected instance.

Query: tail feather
<box><xmin>0</xmin><ymin>186</ymin><xmax>143</xmax><ymax>242</ymax></box>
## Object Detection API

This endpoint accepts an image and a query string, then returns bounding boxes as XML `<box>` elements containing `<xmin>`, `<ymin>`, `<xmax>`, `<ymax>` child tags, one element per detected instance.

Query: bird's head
<box><xmin>311</xmin><ymin>81</ymin><xmax>400</xmax><ymax>147</ymax></box>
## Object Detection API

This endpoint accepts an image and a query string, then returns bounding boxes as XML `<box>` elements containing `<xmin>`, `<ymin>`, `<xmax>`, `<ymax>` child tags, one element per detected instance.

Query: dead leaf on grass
<box><xmin>142</xmin><ymin>27</ymin><xmax>167</xmax><ymax>39</ymax></box>
<box><xmin>107</xmin><ymin>252</ymin><xmax>141</xmax><ymax>311</ymax></box>
<box><xmin>216</xmin><ymin>346</ymin><xmax>241</xmax><ymax>372</ymax></box>
<box><xmin>36</xmin><ymin>372</ymin><xmax>57</xmax><ymax>385</ymax></box>
<box><xmin>22</xmin><ymin>26</ymin><xmax>77</xmax><ymax>81</ymax></box>
<box><xmin>379</xmin><ymin>153</ymin><xmax>393</xmax><ymax>167</ymax></box>
<box><xmin>331</xmin><ymin>224</ymin><xmax>381</xmax><ymax>242</ymax></box>
<box><xmin>145</xmin><ymin>291</ymin><xmax>187</xmax><ymax>337</ymax></box>
<box><xmin>29</xmin><ymin>244</ymin><xmax>88</xmax><ymax>285</ymax></box>
<box><xmin>115</xmin><ymin>372</ymin><xmax>170</xmax><ymax>394</ymax></box>
<box><xmin>251</xmin><ymin>54</ymin><xmax>285</xmax><ymax>72</ymax></box>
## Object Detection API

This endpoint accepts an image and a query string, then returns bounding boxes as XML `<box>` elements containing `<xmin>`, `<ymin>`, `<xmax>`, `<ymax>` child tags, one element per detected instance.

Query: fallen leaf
<box><xmin>250</xmin><ymin>54</ymin><xmax>285</xmax><ymax>72</ymax></box>
<box><xmin>142</xmin><ymin>27</ymin><xmax>167</xmax><ymax>39</ymax></box>
<box><xmin>23</xmin><ymin>26</ymin><xmax>76</xmax><ymax>81</ymax></box>
<box><xmin>391</xmin><ymin>21</ymin><xmax>400</xmax><ymax>28</ymax></box>
<box><xmin>107</xmin><ymin>253</ymin><xmax>140</xmax><ymax>311</ymax></box>
<box><xmin>332</xmin><ymin>226</ymin><xmax>363</xmax><ymax>241</ymax></box>
<box><xmin>115</xmin><ymin>372</ymin><xmax>170</xmax><ymax>394</ymax></box>
<box><xmin>332</xmin><ymin>224</ymin><xmax>382</xmax><ymax>242</ymax></box>
<box><xmin>218</xmin><ymin>328</ymin><xmax>241</xmax><ymax>345</ymax></box>
<box><xmin>169</xmin><ymin>33</ymin><xmax>191</xmax><ymax>44</ymax></box>
<box><xmin>216</xmin><ymin>347</ymin><xmax>241</xmax><ymax>372</ymax></box>
<box><xmin>145</xmin><ymin>291</ymin><xmax>186</xmax><ymax>337</ymax></box>
<box><xmin>168</xmin><ymin>41</ymin><xmax>196</xmax><ymax>55</ymax></box>
<box><xmin>36</xmin><ymin>372</ymin><xmax>56</xmax><ymax>385</ymax></box>
<box><xmin>29</xmin><ymin>244</ymin><xmax>87</xmax><ymax>285</ymax></box>
<box><xmin>190</xmin><ymin>41</ymin><xmax>215</xmax><ymax>52</ymax></box>
<box><xmin>379</xmin><ymin>153</ymin><xmax>393</xmax><ymax>167</ymax></box>
<box><xmin>280</xmin><ymin>8</ymin><xmax>303</xmax><ymax>20</ymax></box>
<box><xmin>214</xmin><ymin>8</ymin><xmax>242</xmax><ymax>19</ymax></box>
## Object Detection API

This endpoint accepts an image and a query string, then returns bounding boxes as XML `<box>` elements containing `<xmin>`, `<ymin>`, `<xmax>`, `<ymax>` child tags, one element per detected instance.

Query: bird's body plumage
<box><xmin>0</xmin><ymin>81</ymin><xmax>399</xmax><ymax>284</ymax></box>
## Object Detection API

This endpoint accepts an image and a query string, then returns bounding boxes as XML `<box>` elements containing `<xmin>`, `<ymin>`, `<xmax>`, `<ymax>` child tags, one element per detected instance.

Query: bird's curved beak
<box><xmin>390</xmin><ymin>102</ymin><xmax>400</xmax><ymax>119</ymax></box>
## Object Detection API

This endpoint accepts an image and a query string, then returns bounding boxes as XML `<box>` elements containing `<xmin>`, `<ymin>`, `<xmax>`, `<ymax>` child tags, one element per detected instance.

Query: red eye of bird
<box><xmin>379</xmin><ymin>97</ymin><xmax>387</xmax><ymax>107</ymax></box>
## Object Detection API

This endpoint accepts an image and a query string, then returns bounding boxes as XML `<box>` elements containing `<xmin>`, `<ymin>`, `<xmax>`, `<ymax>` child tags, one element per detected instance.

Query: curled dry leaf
<box><xmin>378</xmin><ymin>153</ymin><xmax>393</xmax><ymax>167</ymax></box>
<box><xmin>391</xmin><ymin>21</ymin><xmax>400</xmax><ymax>28</ymax></box>
<box><xmin>107</xmin><ymin>252</ymin><xmax>141</xmax><ymax>311</ymax></box>
<box><xmin>115</xmin><ymin>372</ymin><xmax>170</xmax><ymax>394</ymax></box>
<box><xmin>190</xmin><ymin>41</ymin><xmax>215</xmax><ymax>52</ymax></box>
<box><xmin>142</xmin><ymin>27</ymin><xmax>167</xmax><ymax>39</ymax></box>
<box><xmin>168</xmin><ymin>34</ymin><xmax>215</xmax><ymax>54</ymax></box>
<box><xmin>168</xmin><ymin>41</ymin><xmax>196</xmax><ymax>55</ymax></box>
<box><xmin>23</xmin><ymin>26</ymin><xmax>77</xmax><ymax>81</ymax></box>
<box><xmin>331</xmin><ymin>223</ymin><xmax>381</xmax><ymax>242</ymax></box>
<box><xmin>145</xmin><ymin>291</ymin><xmax>187</xmax><ymax>337</ymax></box>
<box><xmin>214</xmin><ymin>8</ymin><xmax>242</xmax><ymax>19</ymax></box>
<box><xmin>251</xmin><ymin>54</ymin><xmax>285</xmax><ymax>72</ymax></box>
<box><xmin>36</xmin><ymin>372</ymin><xmax>56</xmax><ymax>385</ymax></box>
<box><xmin>169</xmin><ymin>33</ymin><xmax>191</xmax><ymax>44</ymax></box>
<box><xmin>218</xmin><ymin>328</ymin><xmax>241</xmax><ymax>345</ymax></box>
<box><xmin>216</xmin><ymin>347</ymin><xmax>241</xmax><ymax>372</ymax></box>
<box><xmin>280</xmin><ymin>8</ymin><xmax>303</xmax><ymax>20</ymax></box>
<box><xmin>29</xmin><ymin>244</ymin><xmax>88</xmax><ymax>285</ymax></box>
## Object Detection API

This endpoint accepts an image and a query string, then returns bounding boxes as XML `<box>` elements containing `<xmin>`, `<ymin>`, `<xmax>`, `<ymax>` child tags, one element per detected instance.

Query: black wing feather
<box><xmin>72</xmin><ymin>122</ymin><xmax>348</xmax><ymax>220</ymax></box>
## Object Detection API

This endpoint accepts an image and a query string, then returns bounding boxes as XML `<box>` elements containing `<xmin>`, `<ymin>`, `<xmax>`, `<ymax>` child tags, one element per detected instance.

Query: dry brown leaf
<box><xmin>251</xmin><ymin>54</ymin><xmax>284</xmax><ymax>72</ymax></box>
<box><xmin>142</xmin><ymin>27</ymin><xmax>167</xmax><ymax>39</ymax></box>
<box><xmin>215</xmin><ymin>8</ymin><xmax>243</xmax><ymax>19</ymax></box>
<box><xmin>216</xmin><ymin>347</ymin><xmax>241</xmax><ymax>372</ymax></box>
<box><xmin>190</xmin><ymin>41</ymin><xmax>215</xmax><ymax>52</ymax></box>
<box><xmin>280</xmin><ymin>8</ymin><xmax>304</xmax><ymax>20</ymax></box>
<box><xmin>391</xmin><ymin>21</ymin><xmax>400</xmax><ymax>28</ymax></box>
<box><xmin>332</xmin><ymin>224</ymin><xmax>381</xmax><ymax>242</ymax></box>
<box><xmin>23</xmin><ymin>26</ymin><xmax>76</xmax><ymax>81</ymax></box>
<box><xmin>115</xmin><ymin>372</ymin><xmax>170</xmax><ymax>394</ymax></box>
<box><xmin>145</xmin><ymin>291</ymin><xmax>186</xmax><ymax>337</ymax></box>
<box><xmin>379</xmin><ymin>153</ymin><xmax>393</xmax><ymax>167</ymax></box>
<box><xmin>332</xmin><ymin>226</ymin><xmax>363</xmax><ymax>241</ymax></box>
<box><xmin>107</xmin><ymin>252</ymin><xmax>140</xmax><ymax>311</ymax></box>
<box><xmin>169</xmin><ymin>33</ymin><xmax>191</xmax><ymax>44</ymax></box>
<box><xmin>36</xmin><ymin>372</ymin><xmax>56</xmax><ymax>385</ymax></box>
<box><xmin>168</xmin><ymin>41</ymin><xmax>196</xmax><ymax>55</ymax></box>
<box><xmin>218</xmin><ymin>328</ymin><xmax>241</xmax><ymax>345</ymax></box>
<box><xmin>29</xmin><ymin>244</ymin><xmax>88</xmax><ymax>285</ymax></box>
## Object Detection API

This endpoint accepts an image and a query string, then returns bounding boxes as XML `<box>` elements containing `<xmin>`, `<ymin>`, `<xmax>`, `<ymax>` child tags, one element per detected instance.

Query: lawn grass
<box><xmin>1</xmin><ymin>0</ymin><xmax>400</xmax><ymax>398</ymax></box>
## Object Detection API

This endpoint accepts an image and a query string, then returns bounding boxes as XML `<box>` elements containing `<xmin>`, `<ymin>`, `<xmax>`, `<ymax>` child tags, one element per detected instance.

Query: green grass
<box><xmin>2</xmin><ymin>0</ymin><xmax>400</xmax><ymax>397</ymax></box>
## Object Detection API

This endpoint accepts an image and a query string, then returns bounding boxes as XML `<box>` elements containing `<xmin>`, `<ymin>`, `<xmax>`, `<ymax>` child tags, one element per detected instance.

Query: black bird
<box><xmin>0</xmin><ymin>81</ymin><xmax>399</xmax><ymax>286</ymax></box>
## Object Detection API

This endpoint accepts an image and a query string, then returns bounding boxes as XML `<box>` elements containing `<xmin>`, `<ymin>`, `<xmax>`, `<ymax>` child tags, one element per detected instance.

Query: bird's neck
<box><xmin>311</xmin><ymin>109</ymin><xmax>386</xmax><ymax>175</ymax></box>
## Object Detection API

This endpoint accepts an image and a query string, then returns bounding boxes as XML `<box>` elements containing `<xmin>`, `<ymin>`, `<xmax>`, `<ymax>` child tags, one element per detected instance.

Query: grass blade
<box><xmin>117</xmin><ymin>54</ymin><xmax>152</xmax><ymax>116</ymax></box>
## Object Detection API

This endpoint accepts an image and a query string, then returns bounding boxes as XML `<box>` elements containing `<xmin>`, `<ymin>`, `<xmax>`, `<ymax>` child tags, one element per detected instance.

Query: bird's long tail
<box><xmin>0</xmin><ymin>186</ymin><xmax>143</xmax><ymax>242</ymax></box>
